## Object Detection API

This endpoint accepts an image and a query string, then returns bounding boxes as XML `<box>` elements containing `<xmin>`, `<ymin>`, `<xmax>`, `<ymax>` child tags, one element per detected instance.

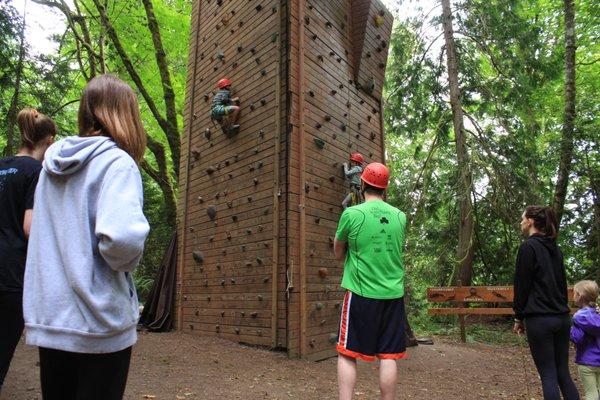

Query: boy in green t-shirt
<box><xmin>333</xmin><ymin>162</ymin><xmax>407</xmax><ymax>400</ymax></box>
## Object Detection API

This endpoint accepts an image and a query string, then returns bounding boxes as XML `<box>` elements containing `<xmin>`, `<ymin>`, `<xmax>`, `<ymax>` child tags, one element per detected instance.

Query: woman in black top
<box><xmin>513</xmin><ymin>206</ymin><xmax>580</xmax><ymax>400</ymax></box>
<box><xmin>0</xmin><ymin>108</ymin><xmax>55</xmax><ymax>392</ymax></box>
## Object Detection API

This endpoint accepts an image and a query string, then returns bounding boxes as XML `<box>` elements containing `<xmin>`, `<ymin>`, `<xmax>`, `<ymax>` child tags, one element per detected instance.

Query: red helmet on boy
<box><xmin>360</xmin><ymin>162</ymin><xmax>389</xmax><ymax>189</ymax></box>
<box><xmin>217</xmin><ymin>78</ymin><xmax>232</xmax><ymax>89</ymax></box>
<box><xmin>349</xmin><ymin>152</ymin><xmax>364</xmax><ymax>164</ymax></box>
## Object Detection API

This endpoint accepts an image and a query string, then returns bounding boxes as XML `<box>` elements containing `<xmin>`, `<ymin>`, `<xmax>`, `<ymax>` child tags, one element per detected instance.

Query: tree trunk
<box><xmin>553</xmin><ymin>0</ymin><xmax>576</xmax><ymax>226</ymax></box>
<box><xmin>142</xmin><ymin>0</ymin><xmax>180</xmax><ymax>179</ymax></box>
<box><xmin>441</xmin><ymin>0</ymin><xmax>476</xmax><ymax>285</ymax></box>
<box><xmin>3</xmin><ymin>3</ymin><xmax>27</xmax><ymax>156</ymax></box>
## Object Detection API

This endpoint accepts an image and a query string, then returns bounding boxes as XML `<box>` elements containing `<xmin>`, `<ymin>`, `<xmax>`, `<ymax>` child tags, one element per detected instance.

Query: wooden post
<box><xmin>458</xmin><ymin>279</ymin><xmax>466</xmax><ymax>343</ymax></box>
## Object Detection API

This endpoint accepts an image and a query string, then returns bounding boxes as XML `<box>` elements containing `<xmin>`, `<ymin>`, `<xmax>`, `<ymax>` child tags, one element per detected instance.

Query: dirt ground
<box><xmin>1</xmin><ymin>331</ymin><xmax>583</xmax><ymax>400</ymax></box>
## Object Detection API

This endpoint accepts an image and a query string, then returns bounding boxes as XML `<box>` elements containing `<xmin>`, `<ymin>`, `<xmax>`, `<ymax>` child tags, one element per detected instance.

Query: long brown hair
<box><xmin>17</xmin><ymin>108</ymin><xmax>56</xmax><ymax>149</ymax></box>
<box><xmin>524</xmin><ymin>205</ymin><xmax>559</xmax><ymax>238</ymax></box>
<box><xmin>78</xmin><ymin>74</ymin><xmax>146</xmax><ymax>162</ymax></box>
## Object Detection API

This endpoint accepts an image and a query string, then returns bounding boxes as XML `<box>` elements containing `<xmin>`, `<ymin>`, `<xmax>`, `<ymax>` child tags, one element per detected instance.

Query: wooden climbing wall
<box><xmin>178</xmin><ymin>0</ymin><xmax>393</xmax><ymax>360</ymax></box>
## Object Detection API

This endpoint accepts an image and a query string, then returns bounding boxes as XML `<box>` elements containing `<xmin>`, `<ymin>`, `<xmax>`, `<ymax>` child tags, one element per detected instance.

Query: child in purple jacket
<box><xmin>571</xmin><ymin>280</ymin><xmax>600</xmax><ymax>400</ymax></box>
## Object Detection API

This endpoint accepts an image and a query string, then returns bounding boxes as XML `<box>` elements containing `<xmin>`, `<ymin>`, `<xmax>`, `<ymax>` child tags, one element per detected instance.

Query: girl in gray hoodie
<box><xmin>23</xmin><ymin>75</ymin><xmax>150</xmax><ymax>400</ymax></box>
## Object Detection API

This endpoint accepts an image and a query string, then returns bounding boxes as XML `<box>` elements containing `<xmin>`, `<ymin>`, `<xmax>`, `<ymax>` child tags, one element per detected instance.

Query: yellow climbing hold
<box><xmin>374</xmin><ymin>15</ymin><xmax>384</xmax><ymax>27</ymax></box>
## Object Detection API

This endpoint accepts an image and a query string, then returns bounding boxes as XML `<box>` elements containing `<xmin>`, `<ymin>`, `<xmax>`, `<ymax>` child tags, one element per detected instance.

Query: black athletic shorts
<box><xmin>336</xmin><ymin>291</ymin><xmax>407</xmax><ymax>362</ymax></box>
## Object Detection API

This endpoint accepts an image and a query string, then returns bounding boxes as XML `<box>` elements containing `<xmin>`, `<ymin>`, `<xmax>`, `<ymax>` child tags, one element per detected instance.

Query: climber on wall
<box><xmin>341</xmin><ymin>152</ymin><xmax>364</xmax><ymax>209</ymax></box>
<box><xmin>211</xmin><ymin>78</ymin><xmax>241</xmax><ymax>135</ymax></box>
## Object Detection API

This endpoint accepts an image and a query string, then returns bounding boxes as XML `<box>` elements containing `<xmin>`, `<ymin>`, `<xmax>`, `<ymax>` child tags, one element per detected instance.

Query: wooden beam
<box><xmin>427</xmin><ymin>285</ymin><xmax>574</xmax><ymax>303</ymax></box>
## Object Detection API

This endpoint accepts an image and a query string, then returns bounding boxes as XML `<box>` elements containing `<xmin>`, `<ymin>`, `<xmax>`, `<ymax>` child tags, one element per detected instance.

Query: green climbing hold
<box><xmin>314</xmin><ymin>138</ymin><xmax>325</xmax><ymax>149</ymax></box>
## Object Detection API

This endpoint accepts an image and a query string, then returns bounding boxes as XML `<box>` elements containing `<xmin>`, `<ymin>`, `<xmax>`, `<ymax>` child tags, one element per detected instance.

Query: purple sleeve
<box><xmin>570</xmin><ymin>324</ymin><xmax>585</xmax><ymax>344</ymax></box>
<box><xmin>573</xmin><ymin>309</ymin><xmax>600</xmax><ymax>337</ymax></box>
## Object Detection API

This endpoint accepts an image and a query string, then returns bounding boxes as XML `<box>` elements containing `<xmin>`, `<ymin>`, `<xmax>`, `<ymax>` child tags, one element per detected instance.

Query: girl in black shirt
<box><xmin>0</xmin><ymin>108</ymin><xmax>56</xmax><ymax>392</ymax></box>
<box><xmin>513</xmin><ymin>205</ymin><xmax>580</xmax><ymax>400</ymax></box>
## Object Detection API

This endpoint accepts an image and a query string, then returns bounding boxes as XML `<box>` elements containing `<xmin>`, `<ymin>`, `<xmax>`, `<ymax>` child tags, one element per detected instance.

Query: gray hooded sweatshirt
<box><xmin>23</xmin><ymin>136</ymin><xmax>150</xmax><ymax>353</ymax></box>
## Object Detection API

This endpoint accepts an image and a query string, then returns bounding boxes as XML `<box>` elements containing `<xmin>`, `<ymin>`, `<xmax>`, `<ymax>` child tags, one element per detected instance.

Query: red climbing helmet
<box><xmin>217</xmin><ymin>78</ymin><xmax>232</xmax><ymax>89</ymax></box>
<box><xmin>361</xmin><ymin>162</ymin><xmax>390</xmax><ymax>189</ymax></box>
<box><xmin>349</xmin><ymin>152</ymin><xmax>364</xmax><ymax>164</ymax></box>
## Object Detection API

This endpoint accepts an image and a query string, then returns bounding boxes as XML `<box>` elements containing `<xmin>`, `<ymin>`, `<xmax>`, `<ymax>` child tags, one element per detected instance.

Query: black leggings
<box><xmin>526</xmin><ymin>314</ymin><xmax>580</xmax><ymax>400</ymax></box>
<box><xmin>39</xmin><ymin>346</ymin><xmax>132</xmax><ymax>400</ymax></box>
<box><xmin>0</xmin><ymin>291</ymin><xmax>24</xmax><ymax>391</ymax></box>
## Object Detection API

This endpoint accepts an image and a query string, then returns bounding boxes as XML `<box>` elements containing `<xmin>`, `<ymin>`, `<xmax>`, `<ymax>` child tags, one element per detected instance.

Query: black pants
<box><xmin>0</xmin><ymin>291</ymin><xmax>24</xmax><ymax>390</ymax></box>
<box><xmin>526</xmin><ymin>314</ymin><xmax>580</xmax><ymax>400</ymax></box>
<box><xmin>39</xmin><ymin>346</ymin><xmax>132</xmax><ymax>400</ymax></box>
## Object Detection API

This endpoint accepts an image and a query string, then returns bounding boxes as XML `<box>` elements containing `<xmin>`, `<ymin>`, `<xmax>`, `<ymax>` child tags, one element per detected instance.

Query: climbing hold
<box><xmin>318</xmin><ymin>268</ymin><xmax>328</xmax><ymax>278</ymax></box>
<box><xmin>255</xmin><ymin>4</ymin><xmax>262</xmax><ymax>12</ymax></box>
<box><xmin>271</xmin><ymin>33</ymin><xmax>278</xmax><ymax>42</ymax></box>
<box><xmin>304</xmin><ymin>16</ymin><xmax>310</xmax><ymax>24</ymax></box>
<box><xmin>381</xmin><ymin>40</ymin><xmax>388</xmax><ymax>48</ymax></box>
<box><xmin>250</xmin><ymin>103</ymin><xmax>255</xmax><ymax>111</ymax></box>
<box><xmin>195</xmin><ymin>309</ymin><xmax>200</xmax><ymax>316</ymax></box>
<box><xmin>216</xmin><ymin>48</ymin><xmax>225</xmax><ymax>61</ymax></box>
<box><xmin>330</xmin><ymin>89</ymin><xmax>337</xmax><ymax>96</ymax></box>
<box><xmin>246</xmin><ymin>228</ymin><xmax>252</xmax><ymax>235</ymax></box>
<box><xmin>259</xmin><ymin>129</ymin><xmax>265</xmax><ymax>138</ymax></box>
<box><xmin>207</xmin><ymin>165</ymin><xmax>216</xmax><ymax>175</ymax></box>
<box><xmin>337</xmin><ymin>57</ymin><xmax>342</xmax><ymax>63</ymax></box>
<box><xmin>316</xmin><ymin>302</ymin><xmax>324</xmax><ymax>310</ymax></box>
<box><xmin>308</xmin><ymin>90</ymin><xmax>315</xmax><ymax>97</ymax></box>
<box><xmin>320</xmin><ymin>319</ymin><xmax>326</xmax><ymax>326</ymax></box>
<box><xmin>261</xmin><ymin>69</ymin><xmax>267</xmax><ymax>76</ymax></box>
<box><xmin>329</xmin><ymin>175</ymin><xmax>335</xmax><ymax>183</ymax></box>
<box><xmin>255</xmin><ymin>57</ymin><xmax>261</xmax><ymax>64</ymax></box>
<box><xmin>329</xmin><ymin>333</ymin><xmax>337</xmax><ymax>343</ymax></box>
<box><xmin>247</xmin><ymin>196</ymin><xmax>252</xmax><ymax>203</ymax></box>
<box><xmin>241</xmin><ymin>244</ymin><xmax>246</xmax><ymax>251</ymax></box>
<box><xmin>214</xmin><ymin>192</ymin><xmax>220</xmax><ymax>200</ymax></box>
<box><xmin>329</xmin><ymin>51</ymin><xmax>335</xmax><ymax>56</ymax></box>
<box><xmin>314</xmin><ymin>217</ymin><xmax>320</xmax><ymax>224</ymax></box>
<box><xmin>374</xmin><ymin>14</ymin><xmax>385</xmax><ymax>27</ymax></box>
<box><xmin>316</xmin><ymin>123</ymin><xmax>322</xmax><ymax>129</ymax></box>
<box><xmin>221</xmin><ymin>311</ymin><xmax>225</xmax><ymax>317</ymax></box>
<box><xmin>216</xmin><ymin>263</ymin><xmax>222</xmax><ymax>270</ymax></box>
<box><xmin>207</xmin><ymin>296</ymin><xmax>211</xmax><ymax>302</ymax></box>
<box><xmin>317</xmin><ymin>54</ymin><xmax>323</xmax><ymax>61</ymax></box>
<box><xmin>215</xmin><ymin>325</ymin><xmax>220</xmax><ymax>332</ymax></box>
<box><xmin>251</xmin><ymin>312</ymin><xmax>258</xmax><ymax>318</ymax></box>
<box><xmin>246</xmin><ymin>261</ymin><xmax>252</xmax><ymax>267</ymax></box>
<box><xmin>379</xmin><ymin>62</ymin><xmax>385</xmax><ymax>69</ymax></box>
<box><xmin>326</xmin><ymin>21</ymin><xmax>333</xmax><ymax>28</ymax></box>
<box><xmin>263</xmin><ymin>277</ymin><xmax>269</xmax><ymax>283</ymax></box>
<box><xmin>314</xmin><ymin>138</ymin><xmax>325</xmax><ymax>149</ymax></box>
<box><xmin>258</xmin><ymin>295</ymin><xmax>263</xmax><ymax>301</ymax></box>
<box><xmin>312</xmin><ymin>33</ymin><xmax>318</xmax><ymax>40</ymax></box>
<box><xmin>232</xmin><ymin>215</ymin><xmax>238</xmax><ymax>222</ymax></box>
<box><xmin>240</xmin><ymin>311</ymin><xmax>245</xmax><ymax>317</ymax></box>
<box><xmin>237</xmin><ymin>44</ymin><xmax>243</xmax><ymax>52</ymax></box>
<box><xmin>227</xmin><ymin>201</ymin><xmax>233</xmax><ymax>209</ymax></box>
<box><xmin>250</xmin><ymin>47</ymin><xmax>256</xmax><ymax>54</ymax></box>
<box><xmin>227</xmin><ymin>232</ymin><xmax>232</xmax><ymax>240</ymax></box>
<box><xmin>220</xmin><ymin>279</ymin><xmax>225</xmax><ymax>286</ymax></box>
<box><xmin>340</xmin><ymin>124</ymin><xmax>347</xmax><ymax>132</ymax></box>
<box><xmin>206</xmin><ymin>205</ymin><xmax>217</xmax><ymax>220</ymax></box>
<box><xmin>256</xmin><ymin>257</ymin><xmax>263</xmax><ymax>265</ymax></box>
<box><xmin>370</xmin><ymin>132</ymin><xmax>377</xmax><ymax>140</ymax></box>
<box><xmin>204</xmin><ymin>128</ymin><xmax>212</xmax><ymax>140</ymax></box>
<box><xmin>209</xmin><ymin>236</ymin><xmax>214</xmax><ymax>242</ymax></box>
<box><xmin>328</xmin><ymin>237</ymin><xmax>334</xmax><ymax>248</ymax></box>
<box><xmin>367</xmin><ymin>77</ymin><xmax>376</xmax><ymax>93</ymax></box>
<box><xmin>324</xmin><ymin>115</ymin><xmax>331</xmax><ymax>122</ymax></box>
<box><xmin>367</xmin><ymin>115</ymin><xmax>372</xmax><ymax>122</ymax></box>
<box><xmin>190</xmin><ymin>324</ymin><xmax>194</xmax><ymax>330</ymax></box>
<box><xmin>333</xmin><ymin>133</ymin><xmax>337</xmax><ymax>139</ymax></box>
<box><xmin>193</xmin><ymin>251</ymin><xmax>204</xmax><ymax>264</ymax></box>
<box><xmin>254</xmin><ymin>178</ymin><xmax>259</xmax><ymax>185</ymax></box>
<box><xmin>203</xmin><ymin>93</ymin><xmax>209</xmax><ymax>101</ymax></box>
<box><xmin>228</xmin><ymin>173</ymin><xmax>234</xmax><ymax>179</ymax></box>
<box><xmin>260</xmin><ymin>98</ymin><xmax>266</xmax><ymax>106</ymax></box>
<box><xmin>231</xmin><ymin>278</ymin><xmax>236</xmax><ymax>284</ymax></box>
<box><xmin>366</xmin><ymin>51</ymin><xmax>372</xmax><ymax>58</ymax></box>
<box><xmin>231</xmin><ymin>62</ymin><xmax>238</xmax><ymax>68</ymax></box>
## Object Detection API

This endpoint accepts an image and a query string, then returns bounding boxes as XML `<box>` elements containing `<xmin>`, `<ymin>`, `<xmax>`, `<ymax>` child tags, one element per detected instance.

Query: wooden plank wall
<box><xmin>179</xmin><ymin>0</ymin><xmax>392</xmax><ymax>360</ymax></box>
<box><xmin>177</xmin><ymin>0</ymin><xmax>286</xmax><ymax>348</ymax></box>
<box><xmin>288</xmin><ymin>0</ymin><xmax>393</xmax><ymax>360</ymax></box>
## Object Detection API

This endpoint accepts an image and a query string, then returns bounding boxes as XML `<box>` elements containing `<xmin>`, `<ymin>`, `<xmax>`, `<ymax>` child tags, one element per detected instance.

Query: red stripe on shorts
<box><xmin>338</xmin><ymin>291</ymin><xmax>352</xmax><ymax>348</ymax></box>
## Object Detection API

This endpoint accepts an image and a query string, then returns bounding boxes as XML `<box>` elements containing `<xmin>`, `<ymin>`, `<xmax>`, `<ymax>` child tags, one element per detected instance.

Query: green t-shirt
<box><xmin>335</xmin><ymin>199</ymin><xmax>406</xmax><ymax>299</ymax></box>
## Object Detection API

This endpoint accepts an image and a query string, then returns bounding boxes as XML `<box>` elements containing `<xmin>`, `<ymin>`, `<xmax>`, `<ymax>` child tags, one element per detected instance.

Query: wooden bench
<box><xmin>427</xmin><ymin>285</ymin><xmax>574</xmax><ymax>342</ymax></box>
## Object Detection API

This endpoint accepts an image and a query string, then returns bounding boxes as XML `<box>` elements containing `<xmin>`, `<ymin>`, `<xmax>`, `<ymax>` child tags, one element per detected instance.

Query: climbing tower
<box><xmin>177</xmin><ymin>0</ymin><xmax>393</xmax><ymax>360</ymax></box>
